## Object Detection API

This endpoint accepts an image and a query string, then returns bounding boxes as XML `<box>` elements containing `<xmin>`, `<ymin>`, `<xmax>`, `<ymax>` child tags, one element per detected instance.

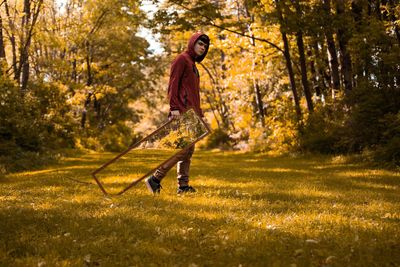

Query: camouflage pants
<box><xmin>153</xmin><ymin>145</ymin><xmax>195</xmax><ymax>186</ymax></box>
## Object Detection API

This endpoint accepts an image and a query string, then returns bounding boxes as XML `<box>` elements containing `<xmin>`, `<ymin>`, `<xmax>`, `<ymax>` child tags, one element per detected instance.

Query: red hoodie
<box><xmin>168</xmin><ymin>32</ymin><xmax>209</xmax><ymax>117</ymax></box>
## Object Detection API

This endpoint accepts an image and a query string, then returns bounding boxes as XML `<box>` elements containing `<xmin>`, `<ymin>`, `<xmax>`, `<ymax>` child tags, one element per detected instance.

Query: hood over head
<box><xmin>186</xmin><ymin>32</ymin><xmax>210</xmax><ymax>63</ymax></box>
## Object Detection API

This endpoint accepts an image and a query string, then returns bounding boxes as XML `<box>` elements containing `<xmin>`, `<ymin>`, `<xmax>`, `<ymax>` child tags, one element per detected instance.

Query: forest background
<box><xmin>0</xmin><ymin>0</ymin><xmax>399</xmax><ymax>172</ymax></box>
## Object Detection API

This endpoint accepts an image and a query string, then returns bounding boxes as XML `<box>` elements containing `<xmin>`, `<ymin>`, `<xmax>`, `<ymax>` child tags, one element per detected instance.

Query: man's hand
<box><xmin>170</xmin><ymin>110</ymin><xmax>180</xmax><ymax>120</ymax></box>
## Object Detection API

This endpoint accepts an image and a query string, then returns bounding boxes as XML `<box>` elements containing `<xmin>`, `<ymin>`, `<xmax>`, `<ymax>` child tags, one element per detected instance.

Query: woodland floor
<box><xmin>0</xmin><ymin>150</ymin><xmax>399</xmax><ymax>266</ymax></box>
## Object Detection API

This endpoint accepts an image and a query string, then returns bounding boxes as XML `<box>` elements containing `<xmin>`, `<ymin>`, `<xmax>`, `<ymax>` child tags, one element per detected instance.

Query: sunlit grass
<box><xmin>0</xmin><ymin>151</ymin><xmax>399</xmax><ymax>266</ymax></box>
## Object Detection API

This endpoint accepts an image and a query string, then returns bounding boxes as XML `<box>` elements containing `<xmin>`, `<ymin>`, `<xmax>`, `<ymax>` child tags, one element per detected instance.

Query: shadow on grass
<box><xmin>1</xmin><ymin>150</ymin><xmax>399</xmax><ymax>266</ymax></box>
<box><xmin>193</xmin><ymin>152</ymin><xmax>399</xmax><ymax>200</ymax></box>
<box><xmin>3</xmin><ymin>197</ymin><xmax>397</xmax><ymax>266</ymax></box>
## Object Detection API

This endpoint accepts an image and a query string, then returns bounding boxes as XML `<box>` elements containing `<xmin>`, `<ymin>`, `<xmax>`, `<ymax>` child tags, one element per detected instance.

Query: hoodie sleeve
<box><xmin>168</xmin><ymin>55</ymin><xmax>186</xmax><ymax>112</ymax></box>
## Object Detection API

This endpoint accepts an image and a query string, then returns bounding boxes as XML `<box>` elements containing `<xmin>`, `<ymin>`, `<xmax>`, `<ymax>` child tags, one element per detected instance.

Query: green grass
<box><xmin>0</xmin><ymin>150</ymin><xmax>399</xmax><ymax>266</ymax></box>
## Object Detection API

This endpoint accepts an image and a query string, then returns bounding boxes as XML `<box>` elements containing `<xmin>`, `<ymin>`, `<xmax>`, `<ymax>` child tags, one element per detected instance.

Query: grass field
<box><xmin>0</xmin><ymin>150</ymin><xmax>399</xmax><ymax>266</ymax></box>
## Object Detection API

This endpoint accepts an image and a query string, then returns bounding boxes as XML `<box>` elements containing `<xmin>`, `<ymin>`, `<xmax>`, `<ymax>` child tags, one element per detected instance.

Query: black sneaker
<box><xmin>145</xmin><ymin>176</ymin><xmax>161</xmax><ymax>194</ymax></box>
<box><xmin>177</xmin><ymin>185</ymin><xmax>196</xmax><ymax>194</ymax></box>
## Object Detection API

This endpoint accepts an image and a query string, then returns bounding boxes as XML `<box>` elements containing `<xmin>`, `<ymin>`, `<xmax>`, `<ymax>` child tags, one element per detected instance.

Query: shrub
<box><xmin>204</xmin><ymin>128</ymin><xmax>231</xmax><ymax>149</ymax></box>
<box><xmin>300</xmin><ymin>104</ymin><xmax>344</xmax><ymax>154</ymax></box>
<box><xmin>0</xmin><ymin>77</ymin><xmax>77</xmax><ymax>171</ymax></box>
<box><xmin>339</xmin><ymin>84</ymin><xmax>387</xmax><ymax>151</ymax></box>
<box><xmin>259</xmin><ymin>95</ymin><xmax>299</xmax><ymax>153</ymax></box>
<box><xmin>99</xmin><ymin>122</ymin><xmax>135</xmax><ymax>152</ymax></box>
<box><xmin>0</xmin><ymin>79</ymin><xmax>76</xmax><ymax>154</ymax></box>
<box><xmin>373</xmin><ymin>112</ymin><xmax>400</xmax><ymax>167</ymax></box>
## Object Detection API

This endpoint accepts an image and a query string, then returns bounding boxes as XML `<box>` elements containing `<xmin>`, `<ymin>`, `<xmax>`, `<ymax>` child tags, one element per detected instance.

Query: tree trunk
<box><xmin>251</xmin><ymin>54</ymin><xmax>265</xmax><ymax>126</ymax></box>
<box><xmin>275</xmin><ymin>0</ymin><xmax>302</xmax><ymax>121</ymax></box>
<box><xmin>250</xmin><ymin>45</ymin><xmax>265</xmax><ymax>126</ymax></box>
<box><xmin>18</xmin><ymin>0</ymin><xmax>31</xmax><ymax>93</ymax></box>
<box><xmin>296</xmin><ymin>34</ymin><xmax>314</xmax><ymax>113</ymax></box>
<box><xmin>4</xmin><ymin>0</ymin><xmax>18</xmax><ymax>79</ymax></box>
<box><xmin>352</xmin><ymin>1</ymin><xmax>367</xmax><ymax>83</ymax></box>
<box><xmin>81</xmin><ymin>92</ymin><xmax>92</xmax><ymax>128</ymax></box>
<box><xmin>0</xmin><ymin>16</ymin><xmax>6</xmax><ymax>76</ymax></box>
<box><xmin>294</xmin><ymin>0</ymin><xmax>313</xmax><ymax>112</ymax></box>
<box><xmin>0</xmin><ymin>16</ymin><xmax>6</xmax><ymax>60</ymax></box>
<box><xmin>199</xmin><ymin>62</ymin><xmax>233</xmax><ymax>130</ymax></box>
<box><xmin>308</xmin><ymin>42</ymin><xmax>323</xmax><ymax>99</ymax></box>
<box><xmin>313</xmin><ymin>38</ymin><xmax>331</xmax><ymax>94</ymax></box>
<box><xmin>71</xmin><ymin>58</ymin><xmax>77</xmax><ymax>82</ymax></box>
<box><xmin>20</xmin><ymin>57</ymin><xmax>30</xmax><ymax>92</ymax></box>
<box><xmin>17</xmin><ymin>0</ymin><xmax>42</xmax><ymax>92</ymax></box>
<box><xmin>253</xmin><ymin>80</ymin><xmax>265</xmax><ymax>126</ymax></box>
<box><xmin>282</xmin><ymin>34</ymin><xmax>302</xmax><ymax>121</ymax></box>
<box><xmin>81</xmin><ymin>41</ymin><xmax>93</xmax><ymax>128</ymax></box>
<box><xmin>336</xmin><ymin>0</ymin><xmax>353</xmax><ymax>94</ymax></box>
<box><xmin>86</xmin><ymin>41</ymin><xmax>93</xmax><ymax>86</ymax></box>
<box><xmin>323</xmin><ymin>0</ymin><xmax>341</xmax><ymax>98</ymax></box>
<box><xmin>243</xmin><ymin>2</ymin><xmax>266</xmax><ymax>127</ymax></box>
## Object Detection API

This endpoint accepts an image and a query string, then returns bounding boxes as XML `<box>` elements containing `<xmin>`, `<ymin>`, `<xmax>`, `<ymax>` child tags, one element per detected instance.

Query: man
<box><xmin>145</xmin><ymin>32</ymin><xmax>210</xmax><ymax>194</ymax></box>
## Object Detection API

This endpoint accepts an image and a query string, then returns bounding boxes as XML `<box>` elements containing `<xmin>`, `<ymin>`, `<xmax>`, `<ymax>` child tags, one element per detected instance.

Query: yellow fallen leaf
<box><xmin>326</xmin><ymin>256</ymin><xmax>336</xmax><ymax>264</ymax></box>
<box><xmin>84</xmin><ymin>254</ymin><xmax>91</xmax><ymax>263</ymax></box>
<box><xmin>294</xmin><ymin>249</ymin><xmax>303</xmax><ymax>257</ymax></box>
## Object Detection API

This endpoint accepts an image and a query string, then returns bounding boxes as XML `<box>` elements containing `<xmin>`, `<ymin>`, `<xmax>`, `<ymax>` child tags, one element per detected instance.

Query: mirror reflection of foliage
<box><xmin>139</xmin><ymin>110</ymin><xmax>208</xmax><ymax>150</ymax></box>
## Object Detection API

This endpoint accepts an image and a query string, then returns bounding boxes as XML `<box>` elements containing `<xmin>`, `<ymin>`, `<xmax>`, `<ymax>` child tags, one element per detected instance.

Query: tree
<box><xmin>2</xmin><ymin>0</ymin><xmax>43</xmax><ymax>92</ymax></box>
<box><xmin>336</xmin><ymin>0</ymin><xmax>353</xmax><ymax>93</ymax></box>
<box><xmin>274</xmin><ymin>0</ymin><xmax>302</xmax><ymax>120</ymax></box>
<box><xmin>322</xmin><ymin>0</ymin><xmax>341</xmax><ymax>97</ymax></box>
<box><xmin>293</xmin><ymin>0</ymin><xmax>313</xmax><ymax>112</ymax></box>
